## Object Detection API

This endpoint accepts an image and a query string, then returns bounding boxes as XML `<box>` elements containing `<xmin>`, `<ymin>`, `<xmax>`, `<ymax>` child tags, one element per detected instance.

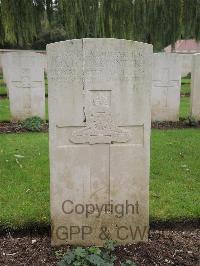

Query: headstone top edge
<box><xmin>46</xmin><ymin>38</ymin><xmax>152</xmax><ymax>50</ymax></box>
<box><xmin>2</xmin><ymin>51</ymin><xmax>43</xmax><ymax>57</ymax></box>
<box><xmin>154</xmin><ymin>52</ymin><xmax>179</xmax><ymax>57</ymax></box>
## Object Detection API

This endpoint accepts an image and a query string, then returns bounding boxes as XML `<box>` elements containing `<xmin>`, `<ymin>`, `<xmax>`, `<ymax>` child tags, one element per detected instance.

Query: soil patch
<box><xmin>0</xmin><ymin>226</ymin><xmax>199</xmax><ymax>266</ymax></box>
<box><xmin>0</xmin><ymin>121</ymin><xmax>200</xmax><ymax>133</ymax></box>
<box><xmin>0</xmin><ymin>121</ymin><xmax>48</xmax><ymax>133</ymax></box>
<box><xmin>152</xmin><ymin>120</ymin><xmax>200</xmax><ymax>129</ymax></box>
<box><xmin>181</xmin><ymin>93</ymin><xmax>190</xmax><ymax>97</ymax></box>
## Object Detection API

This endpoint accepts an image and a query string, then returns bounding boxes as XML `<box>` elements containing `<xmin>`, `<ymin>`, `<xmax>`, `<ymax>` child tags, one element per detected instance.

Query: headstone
<box><xmin>151</xmin><ymin>53</ymin><xmax>181</xmax><ymax>121</ymax></box>
<box><xmin>179</xmin><ymin>53</ymin><xmax>192</xmax><ymax>77</ymax></box>
<box><xmin>191</xmin><ymin>53</ymin><xmax>200</xmax><ymax>120</ymax></box>
<box><xmin>47</xmin><ymin>38</ymin><xmax>152</xmax><ymax>246</ymax></box>
<box><xmin>5</xmin><ymin>51</ymin><xmax>45</xmax><ymax>120</ymax></box>
<box><xmin>1</xmin><ymin>53</ymin><xmax>11</xmax><ymax>90</ymax></box>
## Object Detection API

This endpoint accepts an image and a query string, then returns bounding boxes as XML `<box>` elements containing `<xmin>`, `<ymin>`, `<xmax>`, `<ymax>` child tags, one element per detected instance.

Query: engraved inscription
<box><xmin>153</xmin><ymin>68</ymin><xmax>179</xmax><ymax>87</ymax></box>
<box><xmin>153</xmin><ymin>68</ymin><xmax>179</xmax><ymax>108</ymax></box>
<box><xmin>70</xmin><ymin>112</ymin><xmax>130</xmax><ymax>144</ymax></box>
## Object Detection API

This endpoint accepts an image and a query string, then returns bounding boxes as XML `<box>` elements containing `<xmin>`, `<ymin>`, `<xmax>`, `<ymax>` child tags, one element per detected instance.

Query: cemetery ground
<box><xmin>0</xmin><ymin>75</ymin><xmax>199</xmax><ymax>265</ymax></box>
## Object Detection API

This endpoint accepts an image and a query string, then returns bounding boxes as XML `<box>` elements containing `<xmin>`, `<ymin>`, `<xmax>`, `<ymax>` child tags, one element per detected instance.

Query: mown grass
<box><xmin>0</xmin><ymin>133</ymin><xmax>49</xmax><ymax>229</ymax></box>
<box><xmin>150</xmin><ymin>129</ymin><xmax>200</xmax><ymax>221</ymax></box>
<box><xmin>0</xmin><ymin>72</ymin><xmax>7</xmax><ymax>95</ymax></box>
<box><xmin>179</xmin><ymin>96</ymin><xmax>190</xmax><ymax>119</ymax></box>
<box><xmin>0</xmin><ymin>98</ymin><xmax>10</xmax><ymax>121</ymax></box>
<box><xmin>0</xmin><ymin>129</ymin><xmax>199</xmax><ymax>230</ymax></box>
<box><xmin>181</xmin><ymin>77</ymin><xmax>191</xmax><ymax>94</ymax></box>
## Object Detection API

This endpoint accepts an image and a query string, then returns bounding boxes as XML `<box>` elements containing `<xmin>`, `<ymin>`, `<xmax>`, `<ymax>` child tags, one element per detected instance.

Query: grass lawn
<box><xmin>0</xmin><ymin>98</ymin><xmax>10</xmax><ymax>121</ymax></box>
<box><xmin>0</xmin><ymin>133</ymin><xmax>49</xmax><ymax>229</ymax></box>
<box><xmin>0</xmin><ymin>72</ymin><xmax>7</xmax><ymax>95</ymax></box>
<box><xmin>179</xmin><ymin>96</ymin><xmax>190</xmax><ymax>119</ymax></box>
<box><xmin>0</xmin><ymin>129</ymin><xmax>199</xmax><ymax>230</ymax></box>
<box><xmin>181</xmin><ymin>77</ymin><xmax>191</xmax><ymax>94</ymax></box>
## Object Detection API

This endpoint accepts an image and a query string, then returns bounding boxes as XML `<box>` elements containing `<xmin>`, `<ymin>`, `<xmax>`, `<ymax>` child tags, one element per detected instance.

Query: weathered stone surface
<box><xmin>151</xmin><ymin>53</ymin><xmax>181</xmax><ymax>121</ymax></box>
<box><xmin>191</xmin><ymin>53</ymin><xmax>200</xmax><ymax>120</ymax></box>
<box><xmin>0</xmin><ymin>49</ymin><xmax>46</xmax><ymax>71</ymax></box>
<box><xmin>47</xmin><ymin>38</ymin><xmax>152</xmax><ymax>246</ymax></box>
<box><xmin>178</xmin><ymin>53</ymin><xmax>193</xmax><ymax>77</ymax></box>
<box><xmin>1</xmin><ymin>53</ymin><xmax>11</xmax><ymax>90</ymax></box>
<box><xmin>3</xmin><ymin>51</ymin><xmax>45</xmax><ymax>120</ymax></box>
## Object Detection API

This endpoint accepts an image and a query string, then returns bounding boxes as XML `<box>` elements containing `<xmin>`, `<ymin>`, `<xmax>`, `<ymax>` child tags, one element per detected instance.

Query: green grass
<box><xmin>180</xmin><ymin>96</ymin><xmax>190</xmax><ymax>119</ymax></box>
<box><xmin>181</xmin><ymin>78</ymin><xmax>190</xmax><ymax>84</ymax></box>
<box><xmin>0</xmin><ymin>129</ymin><xmax>199</xmax><ymax>230</ymax></box>
<box><xmin>0</xmin><ymin>98</ymin><xmax>49</xmax><ymax>121</ymax></box>
<box><xmin>0</xmin><ymin>98</ymin><xmax>10</xmax><ymax>121</ymax></box>
<box><xmin>0</xmin><ymin>72</ymin><xmax>7</xmax><ymax>95</ymax></box>
<box><xmin>181</xmin><ymin>77</ymin><xmax>191</xmax><ymax>94</ymax></box>
<box><xmin>150</xmin><ymin>129</ymin><xmax>200</xmax><ymax>221</ymax></box>
<box><xmin>181</xmin><ymin>83</ymin><xmax>190</xmax><ymax>94</ymax></box>
<box><xmin>0</xmin><ymin>133</ymin><xmax>49</xmax><ymax>229</ymax></box>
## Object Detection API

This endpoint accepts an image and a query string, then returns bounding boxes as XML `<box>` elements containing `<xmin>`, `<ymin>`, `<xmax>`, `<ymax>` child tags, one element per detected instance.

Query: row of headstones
<box><xmin>1</xmin><ymin>49</ymin><xmax>200</xmax><ymax>122</ymax></box>
<box><xmin>1</xmin><ymin>39</ymin><xmax>199</xmax><ymax>246</ymax></box>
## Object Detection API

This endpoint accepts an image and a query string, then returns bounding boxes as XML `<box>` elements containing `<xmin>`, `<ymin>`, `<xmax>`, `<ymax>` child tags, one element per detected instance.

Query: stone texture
<box><xmin>1</xmin><ymin>53</ymin><xmax>11</xmax><ymax>90</ymax></box>
<box><xmin>0</xmin><ymin>49</ymin><xmax>46</xmax><ymax>71</ymax></box>
<box><xmin>151</xmin><ymin>53</ymin><xmax>181</xmax><ymax>121</ymax></box>
<box><xmin>4</xmin><ymin>51</ymin><xmax>45</xmax><ymax>120</ymax></box>
<box><xmin>191</xmin><ymin>53</ymin><xmax>200</xmax><ymax>120</ymax></box>
<box><xmin>178</xmin><ymin>53</ymin><xmax>193</xmax><ymax>77</ymax></box>
<box><xmin>47</xmin><ymin>38</ymin><xmax>152</xmax><ymax>246</ymax></box>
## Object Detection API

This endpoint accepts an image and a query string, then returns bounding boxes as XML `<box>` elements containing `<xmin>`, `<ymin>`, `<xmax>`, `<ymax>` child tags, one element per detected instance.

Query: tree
<box><xmin>0</xmin><ymin>0</ymin><xmax>47</xmax><ymax>47</ymax></box>
<box><xmin>0</xmin><ymin>0</ymin><xmax>200</xmax><ymax>50</ymax></box>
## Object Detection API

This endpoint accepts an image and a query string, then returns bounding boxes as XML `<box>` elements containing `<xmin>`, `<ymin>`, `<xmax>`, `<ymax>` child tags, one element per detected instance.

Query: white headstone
<box><xmin>179</xmin><ymin>53</ymin><xmax>192</xmax><ymax>77</ymax></box>
<box><xmin>1</xmin><ymin>53</ymin><xmax>11</xmax><ymax>90</ymax></box>
<box><xmin>191</xmin><ymin>53</ymin><xmax>200</xmax><ymax>119</ymax></box>
<box><xmin>5</xmin><ymin>51</ymin><xmax>45</xmax><ymax>120</ymax></box>
<box><xmin>151</xmin><ymin>53</ymin><xmax>181</xmax><ymax>121</ymax></box>
<box><xmin>47</xmin><ymin>38</ymin><xmax>152</xmax><ymax>246</ymax></box>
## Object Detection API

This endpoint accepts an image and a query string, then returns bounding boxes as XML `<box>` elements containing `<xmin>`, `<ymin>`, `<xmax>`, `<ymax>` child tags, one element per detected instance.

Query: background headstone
<box><xmin>178</xmin><ymin>53</ymin><xmax>193</xmax><ymax>77</ymax></box>
<box><xmin>151</xmin><ymin>53</ymin><xmax>181</xmax><ymax>121</ymax></box>
<box><xmin>5</xmin><ymin>51</ymin><xmax>45</xmax><ymax>120</ymax></box>
<box><xmin>47</xmin><ymin>38</ymin><xmax>152</xmax><ymax>246</ymax></box>
<box><xmin>191</xmin><ymin>53</ymin><xmax>200</xmax><ymax>120</ymax></box>
<box><xmin>1</xmin><ymin>53</ymin><xmax>11</xmax><ymax>91</ymax></box>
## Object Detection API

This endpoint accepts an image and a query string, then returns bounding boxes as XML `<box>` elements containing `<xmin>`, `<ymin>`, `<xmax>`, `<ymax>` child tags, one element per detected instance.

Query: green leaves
<box><xmin>22</xmin><ymin>116</ymin><xmax>44</xmax><ymax>132</ymax></box>
<box><xmin>57</xmin><ymin>241</ymin><xmax>136</xmax><ymax>266</ymax></box>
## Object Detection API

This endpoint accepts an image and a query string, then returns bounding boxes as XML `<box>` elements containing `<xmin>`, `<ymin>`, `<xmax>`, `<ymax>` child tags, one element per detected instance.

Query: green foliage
<box><xmin>0</xmin><ymin>0</ymin><xmax>46</xmax><ymax>47</ymax></box>
<box><xmin>22</xmin><ymin>116</ymin><xmax>44</xmax><ymax>132</ymax></box>
<box><xmin>32</xmin><ymin>26</ymin><xmax>67</xmax><ymax>49</ymax></box>
<box><xmin>57</xmin><ymin>240</ymin><xmax>135</xmax><ymax>266</ymax></box>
